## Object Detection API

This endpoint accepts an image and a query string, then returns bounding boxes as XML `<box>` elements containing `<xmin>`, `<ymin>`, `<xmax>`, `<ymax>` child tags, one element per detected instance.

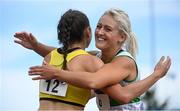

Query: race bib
<box><xmin>95</xmin><ymin>93</ymin><xmax>110</xmax><ymax>110</ymax></box>
<box><xmin>39</xmin><ymin>79</ymin><xmax>68</xmax><ymax>97</ymax></box>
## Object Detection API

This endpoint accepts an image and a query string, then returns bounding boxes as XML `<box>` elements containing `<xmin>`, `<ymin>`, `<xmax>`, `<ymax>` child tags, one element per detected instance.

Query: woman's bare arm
<box><xmin>29</xmin><ymin>56</ymin><xmax>171</xmax><ymax>88</ymax></box>
<box><xmin>29</xmin><ymin>56</ymin><xmax>130</xmax><ymax>88</ymax></box>
<box><xmin>28</xmin><ymin>55</ymin><xmax>171</xmax><ymax>103</ymax></box>
<box><xmin>33</xmin><ymin>42</ymin><xmax>55</xmax><ymax>57</ymax></box>
<box><xmin>101</xmin><ymin>56</ymin><xmax>171</xmax><ymax>103</ymax></box>
<box><xmin>14</xmin><ymin>31</ymin><xmax>56</xmax><ymax>57</ymax></box>
<box><xmin>102</xmin><ymin>73</ymin><xmax>159</xmax><ymax>104</ymax></box>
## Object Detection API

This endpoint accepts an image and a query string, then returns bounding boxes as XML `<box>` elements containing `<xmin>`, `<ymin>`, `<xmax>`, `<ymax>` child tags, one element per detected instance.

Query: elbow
<box><xmin>88</xmin><ymin>79</ymin><xmax>103</xmax><ymax>89</ymax></box>
<box><xmin>121</xmin><ymin>98</ymin><xmax>131</xmax><ymax>104</ymax></box>
<box><xmin>86</xmin><ymin>75</ymin><xmax>109</xmax><ymax>89</ymax></box>
<box><xmin>88</xmin><ymin>82</ymin><xmax>97</xmax><ymax>89</ymax></box>
<box><xmin>117</xmin><ymin>93</ymin><xmax>133</xmax><ymax>104</ymax></box>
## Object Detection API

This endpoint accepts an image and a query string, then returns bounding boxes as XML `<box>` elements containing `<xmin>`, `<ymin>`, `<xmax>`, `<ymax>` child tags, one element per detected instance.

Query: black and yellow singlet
<box><xmin>39</xmin><ymin>48</ymin><xmax>91</xmax><ymax>106</ymax></box>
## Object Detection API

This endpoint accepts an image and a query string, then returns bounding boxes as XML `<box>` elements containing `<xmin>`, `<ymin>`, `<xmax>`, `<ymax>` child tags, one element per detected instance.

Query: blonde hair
<box><xmin>103</xmin><ymin>8</ymin><xmax>138</xmax><ymax>58</ymax></box>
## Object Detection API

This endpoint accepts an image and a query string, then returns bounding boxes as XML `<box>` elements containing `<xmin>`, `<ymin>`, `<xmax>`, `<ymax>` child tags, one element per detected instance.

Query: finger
<box><xmin>15</xmin><ymin>32</ymin><xmax>24</xmax><ymax>34</ymax></box>
<box><xmin>167</xmin><ymin>56</ymin><xmax>170</xmax><ymax>62</ymax></box>
<box><xmin>158</xmin><ymin>56</ymin><xmax>165</xmax><ymax>64</ymax></box>
<box><xmin>32</xmin><ymin>76</ymin><xmax>44</xmax><ymax>80</ymax></box>
<box><xmin>29</xmin><ymin>66</ymin><xmax>44</xmax><ymax>73</ymax></box>
<box><xmin>28</xmin><ymin>69</ymin><xmax>44</xmax><ymax>74</ymax></box>
<box><xmin>166</xmin><ymin>57</ymin><xmax>171</xmax><ymax>70</ymax></box>
<box><xmin>18</xmin><ymin>34</ymin><xmax>27</xmax><ymax>41</ymax></box>
<box><xmin>14</xmin><ymin>32</ymin><xmax>21</xmax><ymax>35</ymax></box>
<box><xmin>14</xmin><ymin>40</ymin><xmax>27</xmax><ymax>47</ymax></box>
<box><xmin>20</xmin><ymin>32</ymin><xmax>30</xmax><ymax>41</ymax></box>
<box><xmin>29</xmin><ymin>71</ymin><xmax>42</xmax><ymax>75</ymax></box>
<box><xmin>14</xmin><ymin>33</ymin><xmax>24</xmax><ymax>40</ymax></box>
<box><xmin>29</xmin><ymin>66</ymin><xmax>43</xmax><ymax>69</ymax></box>
<box><xmin>14</xmin><ymin>32</ymin><xmax>23</xmax><ymax>37</ymax></box>
<box><xmin>163</xmin><ymin>56</ymin><xmax>171</xmax><ymax>66</ymax></box>
<box><xmin>22</xmin><ymin>32</ymin><xmax>29</xmax><ymax>36</ymax></box>
<box><xmin>29</xmin><ymin>33</ymin><xmax>35</xmax><ymax>41</ymax></box>
<box><xmin>14</xmin><ymin>32</ymin><xmax>26</xmax><ymax>36</ymax></box>
<box><xmin>14</xmin><ymin>40</ymin><xmax>22</xmax><ymax>44</ymax></box>
<box><xmin>29</xmin><ymin>68</ymin><xmax>42</xmax><ymax>74</ymax></box>
<box><xmin>25</xmin><ymin>32</ymin><xmax>32</xmax><ymax>42</ymax></box>
<box><xmin>161</xmin><ymin>56</ymin><xmax>171</xmax><ymax>74</ymax></box>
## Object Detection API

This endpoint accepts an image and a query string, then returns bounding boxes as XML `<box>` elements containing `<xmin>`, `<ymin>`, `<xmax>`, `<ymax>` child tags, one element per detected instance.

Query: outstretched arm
<box><xmin>29</xmin><ymin>56</ymin><xmax>171</xmax><ymax>89</ymax></box>
<box><xmin>29</xmin><ymin>56</ymin><xmax>131</xmax><ymax>88</ymax></box>
<box><xmin>14</xmin><ymin>31</ymin><xmax>56</xmax><ymax>57</ymax></box>
<box><xmin>102</xmin><ymin>73</ymin><xmax>160</xmax><ymax>104</ymax></box>
<box><xmin>102</xmin><ymin>56</ymin><xmax>171</xmax><ymax>103</ymax></box>
<box><xmin>28</xmin><ymin>56</ymin><xmax>171</xmax><ymax>104</ymax></box>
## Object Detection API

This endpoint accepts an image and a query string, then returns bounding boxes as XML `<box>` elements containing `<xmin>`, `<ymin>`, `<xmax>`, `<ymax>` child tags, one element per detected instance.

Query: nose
<box><xmin>96</xmin><ymin>28</ymin><xmax>104</xmax><ymax>35</ymax></box>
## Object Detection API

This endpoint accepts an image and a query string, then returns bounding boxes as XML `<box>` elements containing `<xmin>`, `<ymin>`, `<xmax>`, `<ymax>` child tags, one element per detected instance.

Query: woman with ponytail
<box><xmin>15</xmin><ymin>9</ymin><xmax>103</xmax><ymax>110</ymax></box>
<box><xmin>38</xmin><ymin>9</ymin><xmax>95</xmax><ymax>110</ymax></box>
<box><xmin>15</xmin><ymin>8</ymin><xmax>171</xmax><ymax>111</ymax></box>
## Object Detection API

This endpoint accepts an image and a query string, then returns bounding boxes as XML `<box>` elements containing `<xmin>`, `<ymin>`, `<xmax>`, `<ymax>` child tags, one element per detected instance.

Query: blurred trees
<box><xmin>143</xmin><ymin>88</ymin><xmax>169</xmax><ymax>110</ymax></box>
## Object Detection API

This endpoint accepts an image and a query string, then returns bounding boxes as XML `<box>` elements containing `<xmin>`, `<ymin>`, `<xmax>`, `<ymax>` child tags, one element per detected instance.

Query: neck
<box><xmin>101</xmin><ymin>47</ymin><xmax>122</xmax><ymax>63</ymax></box>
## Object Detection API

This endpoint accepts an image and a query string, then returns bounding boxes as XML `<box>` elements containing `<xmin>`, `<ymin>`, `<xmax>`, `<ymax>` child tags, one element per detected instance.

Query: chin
<box><xmin>95</xmin><ymin>43</ymin><xmax>105</xmax><ymax>50</ymax></box>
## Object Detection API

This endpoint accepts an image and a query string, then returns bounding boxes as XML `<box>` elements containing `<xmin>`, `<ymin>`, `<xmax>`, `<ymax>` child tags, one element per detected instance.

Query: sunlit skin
<box><xmin>95</xmin><ymin>15</ymin><xmax>121</xmax><ymax>51</ymax></box>
<box><xmin>95</xmin><ymin>15</ymin><xmax>127</xmax><ymax>63</ymax></box>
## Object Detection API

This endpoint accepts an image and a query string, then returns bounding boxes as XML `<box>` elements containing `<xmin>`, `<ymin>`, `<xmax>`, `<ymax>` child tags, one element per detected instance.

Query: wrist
<box><xmin>54</xmin><ymin>69</ymin><xmax>62</xmax><ymax>80</ymax></box>
<box><xmin>32</xmin><ymin>41</ymin><xmax>39</xmax><ymax>51</ymax></box>
<box><xmin>54</xmin><ymin>69</ymin><xmax>62</xmax><ymax>79</ymax></box>
<box><xmin>151</xmin><ymin>71</ymin><xmax>161</xmax><ymax>80</ymax></box>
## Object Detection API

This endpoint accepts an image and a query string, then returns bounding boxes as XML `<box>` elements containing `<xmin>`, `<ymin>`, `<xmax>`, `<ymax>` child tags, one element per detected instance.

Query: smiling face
<box><xmin>95</xmin><ymin>14</ymin><xmax>124</xmax><ymax>51</ymax></box>
<box><xmin>95</xmin><ymin>9</ymin><xmax>138</xmax><ymax>58</ymax></box>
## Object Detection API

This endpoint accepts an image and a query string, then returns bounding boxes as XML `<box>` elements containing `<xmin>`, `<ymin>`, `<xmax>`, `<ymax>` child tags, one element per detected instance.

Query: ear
<box><xmin>85</xmin><ymin>26</ymin><xmax>91</xmax><ymax>39</ymax></box>
<box><xmin>119</xmin><ymin>32</ymin><xmax>127</xmax><ymax>42</ymax></box>
<box><xmin>117</xmin><ymin>32</ymin><xmax>127</xmax><ymax>46</ymax></box>
<box><xmin>84</xmin><ymin>26</ymin><xmax>92</xmax><ymax>48</ymax></box>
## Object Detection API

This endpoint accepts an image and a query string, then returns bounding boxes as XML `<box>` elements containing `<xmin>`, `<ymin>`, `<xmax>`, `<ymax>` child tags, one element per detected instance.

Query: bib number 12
<box><xmin>40</xmin><ymin>79</ymin><xmax>68</xmax><ymax>97</ymax></box>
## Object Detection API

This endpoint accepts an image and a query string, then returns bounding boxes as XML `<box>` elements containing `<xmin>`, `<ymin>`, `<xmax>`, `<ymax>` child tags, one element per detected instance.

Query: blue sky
<box><xmin>0</xmin><ymin>0</ymin><xmax>180</xmax><ymax>110</ymax></box>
